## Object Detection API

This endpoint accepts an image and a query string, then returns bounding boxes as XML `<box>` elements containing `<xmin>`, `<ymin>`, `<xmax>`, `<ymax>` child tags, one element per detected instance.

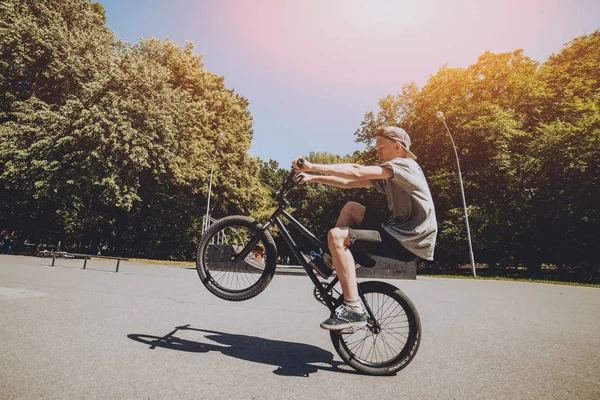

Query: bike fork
<box><xmin>358</xmin><ymin>288</ymin><xmax>382</xmax><ymax>334</ymax></box>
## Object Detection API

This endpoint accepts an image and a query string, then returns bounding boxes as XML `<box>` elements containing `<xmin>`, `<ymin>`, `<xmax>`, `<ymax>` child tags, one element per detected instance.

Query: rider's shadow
<box><xmin>127</xmin><ymin>325</ymin><xmax>356</xmax><ymax>377</ymax></box>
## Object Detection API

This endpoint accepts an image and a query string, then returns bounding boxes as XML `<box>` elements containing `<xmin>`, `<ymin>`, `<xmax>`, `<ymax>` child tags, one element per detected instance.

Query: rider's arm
<box><xmin>298</xmin><ymin>161</ymin><xmax>393</xmax><ymax>181</ymax></box>
<box><xmin>307</xmin><ymin>175</ymin><xmax>373</xmax><ymax>188</ymax></box>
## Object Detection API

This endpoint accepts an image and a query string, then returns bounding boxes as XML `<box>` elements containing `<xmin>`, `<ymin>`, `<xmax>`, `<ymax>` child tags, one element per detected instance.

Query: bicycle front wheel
<box><xmin>330</xmin><ymin>281</ymin><xmax>421</xmax><ymax>375</ymax></box>
<box><xmin>196</xmin><ymin>216</ymin><xmax>277</xmax><ymax>301</ymax></box>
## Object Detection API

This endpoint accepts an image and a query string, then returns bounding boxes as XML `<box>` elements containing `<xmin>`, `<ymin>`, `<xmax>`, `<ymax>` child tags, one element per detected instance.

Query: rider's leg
<box><xmin>331</xmin><ymin>201</ymin><xmax>366</xmax><ymax>301</ymax></box>
<box><xmin>321</xmin><ymin>226</ymin><xmax>367</xmax><ymax>330</ymax></box>
<box><xmin>320</xmin><ymin>202</ymin><xmax>372</xmax><ymax>330</ymax></box>
<box><xmin>335</xmin><ymin>201</ymin><xmax>365</xmax><ymax>227</ymax></box>
<box><xmin>328</xmin><ymin>227</ymin><xmax>359</xmax><ymax>300</ymax></box>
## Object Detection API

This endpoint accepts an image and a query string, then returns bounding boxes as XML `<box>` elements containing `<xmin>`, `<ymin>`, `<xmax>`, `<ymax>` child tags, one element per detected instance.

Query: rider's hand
<box><xmin>292</xmin><ymin>157</ymin><xmax>312</xmax><ymax>172</ymax></box>
<box><xmin>296</xmin><ymin>172</ymin><xmax>313</xmax><ymax>185</ymax></box>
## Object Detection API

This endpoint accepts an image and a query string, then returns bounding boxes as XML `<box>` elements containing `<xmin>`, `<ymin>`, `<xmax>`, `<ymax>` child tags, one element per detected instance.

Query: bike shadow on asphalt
<box><xmin>127</xmin><ymin>324</ymin><xmax>360</xmax><ymax>377</ymax></box>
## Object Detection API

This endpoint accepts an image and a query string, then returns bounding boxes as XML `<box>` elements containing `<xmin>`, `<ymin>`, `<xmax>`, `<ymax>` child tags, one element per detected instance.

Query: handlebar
<box><xmin>294</xmin><ymin>157</ymin><xmax>306</xmax><ymax>184</ymax></box>
<box><xmin>276</xmin><ymin>157</ymin><xmax>307</xmax><ymax>202</ymax></box>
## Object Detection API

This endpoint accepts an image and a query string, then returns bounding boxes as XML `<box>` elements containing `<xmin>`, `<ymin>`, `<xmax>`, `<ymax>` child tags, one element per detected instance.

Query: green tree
<box><xmin>524</xmin><ymin>30</ymin><xmax>600</xmax><ymax>277</ymax></box>
<box><xmin>0</xmin><ymin>0</ymin><xmax>269</xmax><ymax>260</ymax></box>
<box><xmin>259</xmin><ymin>159</ymin><xmax>289</xmax><ymax>196</ymax></box>
<box><xmin>0</xmin><ymin>0</ymin><xmax>116</xmax><ymax>244</ymax></box>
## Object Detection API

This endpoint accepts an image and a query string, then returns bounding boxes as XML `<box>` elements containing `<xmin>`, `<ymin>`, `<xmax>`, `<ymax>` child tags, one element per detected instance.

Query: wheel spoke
<box><xmin>379</xmin><ymin>332</ymin><xmax>394</xmax><ymax>360</ymax></box>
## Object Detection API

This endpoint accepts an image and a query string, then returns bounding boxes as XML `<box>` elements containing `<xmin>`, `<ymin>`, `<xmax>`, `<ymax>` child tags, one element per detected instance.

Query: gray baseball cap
<box><xmin>377</xmin><ymin>126</ymin><xmax>417</xmax><ymax>159</ymax></box>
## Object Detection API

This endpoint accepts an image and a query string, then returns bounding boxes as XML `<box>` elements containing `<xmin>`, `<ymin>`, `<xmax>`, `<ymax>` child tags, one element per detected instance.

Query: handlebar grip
<box><xmin>297</xmin><ymin>157</ymin><xmax>305</xmax><ymax>167</ymax></box>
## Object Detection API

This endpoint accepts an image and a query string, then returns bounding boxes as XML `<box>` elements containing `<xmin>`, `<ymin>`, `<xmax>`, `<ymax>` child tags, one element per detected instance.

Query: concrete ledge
<box><xmin>276</xmin><ymin>257</ymin><xmax>417</xmax><ymax>280</ymax></box>
<box><xmin>353</xmin><ymin>252</ymin><xmax>417</xmax><ymax>280</ymax></box>
<box><xmin>356</xmin><ymin>257</ymin><xmax>417</xmax><ymax>279</ymax></box>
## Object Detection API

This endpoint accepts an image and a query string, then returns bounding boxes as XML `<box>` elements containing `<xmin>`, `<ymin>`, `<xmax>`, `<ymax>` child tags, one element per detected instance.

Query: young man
<box><xmin>292</xmin><ymin>126</ymin><xmax>437</xmax><ymax>330</ymax></box>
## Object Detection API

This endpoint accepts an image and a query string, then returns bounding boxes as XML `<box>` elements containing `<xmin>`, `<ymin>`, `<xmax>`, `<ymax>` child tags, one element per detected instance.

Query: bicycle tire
<box><xmin>330</xmin><ymin>281</ymin><xmax>421</xmax><ymax>376</ymax></box>
<box><xmin>196</xmin><ymin>216</ymin><xmax>277</xmax><ymax>301</ymax></box>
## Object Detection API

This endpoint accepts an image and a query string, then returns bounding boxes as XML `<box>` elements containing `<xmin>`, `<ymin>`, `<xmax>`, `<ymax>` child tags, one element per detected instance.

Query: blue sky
<box><xmin>98</xmin><ymin>0</ymin><xmax>600</xmax><ymax>168</ymax></box>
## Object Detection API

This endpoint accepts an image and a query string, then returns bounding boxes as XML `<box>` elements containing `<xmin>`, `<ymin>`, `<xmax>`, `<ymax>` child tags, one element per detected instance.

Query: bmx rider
<box><xmin>293</xmin><ymin>126</ymin><xmax>437</xmax><ymax>330</ymax></box>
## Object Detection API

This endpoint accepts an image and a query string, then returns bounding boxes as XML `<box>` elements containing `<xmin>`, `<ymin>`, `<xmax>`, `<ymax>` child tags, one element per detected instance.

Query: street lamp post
<box><xmin>436</xmin><ymin>112</ymin><xmax>476</xmax><ymax>278</ymax></box>
<box><xmin>204</xmin><ymin>132</ymin><xmax>224</xmax><ymax>234</ymax></box>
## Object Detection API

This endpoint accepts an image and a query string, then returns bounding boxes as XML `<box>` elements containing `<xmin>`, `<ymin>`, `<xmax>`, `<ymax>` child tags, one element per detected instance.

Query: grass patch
<box><xmin>420</xmin><ymin>274</ymin><xmax>600</xmax><ymax>288</ymax></box>
<box><xmin>128</xmin><ymin>258</ymin><xmax>194</xmax><ymax>267</ymax></box>
<box><xmin>419</xmin><ymin>262</ymin><xmax>599</xmax><ymax>287</ymax></box>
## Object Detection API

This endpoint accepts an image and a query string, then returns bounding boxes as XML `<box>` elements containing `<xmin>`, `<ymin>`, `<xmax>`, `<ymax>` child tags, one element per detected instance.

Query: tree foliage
<box><xmin>523</xmin><ymin>31</ymin><xmax>600</xmax><ymax>275</ymax></box>
<box><xmin>0</xmin><ymin>0</ymin><xmax>268</xmax><ymax>259</ymax></box>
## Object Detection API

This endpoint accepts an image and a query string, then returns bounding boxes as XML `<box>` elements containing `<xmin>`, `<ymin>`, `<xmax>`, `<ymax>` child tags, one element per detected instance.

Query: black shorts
<box><xmin>349</xmin><ymin>207</ymin><xmax>419</xmax><ymax>262</ymax></box>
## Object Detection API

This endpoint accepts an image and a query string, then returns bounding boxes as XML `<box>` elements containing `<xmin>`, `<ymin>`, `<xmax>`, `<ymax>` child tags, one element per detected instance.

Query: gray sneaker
<box><xmin>320</xmin><ymin>304</ymin><xmax>368</xmax><ymax>330</ymax></box>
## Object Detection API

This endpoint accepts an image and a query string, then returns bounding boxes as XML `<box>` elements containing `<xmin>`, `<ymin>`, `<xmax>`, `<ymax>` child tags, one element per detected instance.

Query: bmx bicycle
<box><xmin>196</xmin><ymin>161</ymin><xmax>422</xmax><ymax>376</ymax></box>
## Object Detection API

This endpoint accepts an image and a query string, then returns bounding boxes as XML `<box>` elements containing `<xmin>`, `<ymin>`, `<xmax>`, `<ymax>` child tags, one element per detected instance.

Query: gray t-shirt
<box><xmin>369</xmin><ymin>157</ymin><xmax>438</xmax><ymax>260</ymax></box>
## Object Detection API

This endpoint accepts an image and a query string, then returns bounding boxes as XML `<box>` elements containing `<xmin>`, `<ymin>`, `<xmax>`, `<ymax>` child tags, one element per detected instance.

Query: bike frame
<box><xmin>273</xmin><ymin>209</ymin><xmax>340</xmax><ymax>311</ymax></box>
<box><xmin>232</xmin><ymin>168</ymin><xmax>379</xmax><ymax>326</ymax></box>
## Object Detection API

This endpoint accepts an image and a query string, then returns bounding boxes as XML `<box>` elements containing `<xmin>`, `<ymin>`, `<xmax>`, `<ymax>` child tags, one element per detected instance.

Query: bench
<box><xmin>50</xmin><ymin>252</ymin><xmax>128</xmax><ymax>272</ymax></box>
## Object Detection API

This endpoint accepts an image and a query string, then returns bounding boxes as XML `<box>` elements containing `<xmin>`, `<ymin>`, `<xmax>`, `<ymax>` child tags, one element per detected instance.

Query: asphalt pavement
<box><xmin>1</xmin><ymin>255</ymin><xmax>599</xmax><ymax>399</ymax></box>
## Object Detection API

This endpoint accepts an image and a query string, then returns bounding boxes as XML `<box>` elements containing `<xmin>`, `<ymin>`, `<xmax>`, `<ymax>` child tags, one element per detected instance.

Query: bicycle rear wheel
<box><xmin>196</xmin><ymin>216</ymin><xmax>277</xmax><ymax>301</ymax></box>
<box><xmin>330</xmin><ymin>281</ymin><xmax>421</xmax><ymax>375</ymax></box>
